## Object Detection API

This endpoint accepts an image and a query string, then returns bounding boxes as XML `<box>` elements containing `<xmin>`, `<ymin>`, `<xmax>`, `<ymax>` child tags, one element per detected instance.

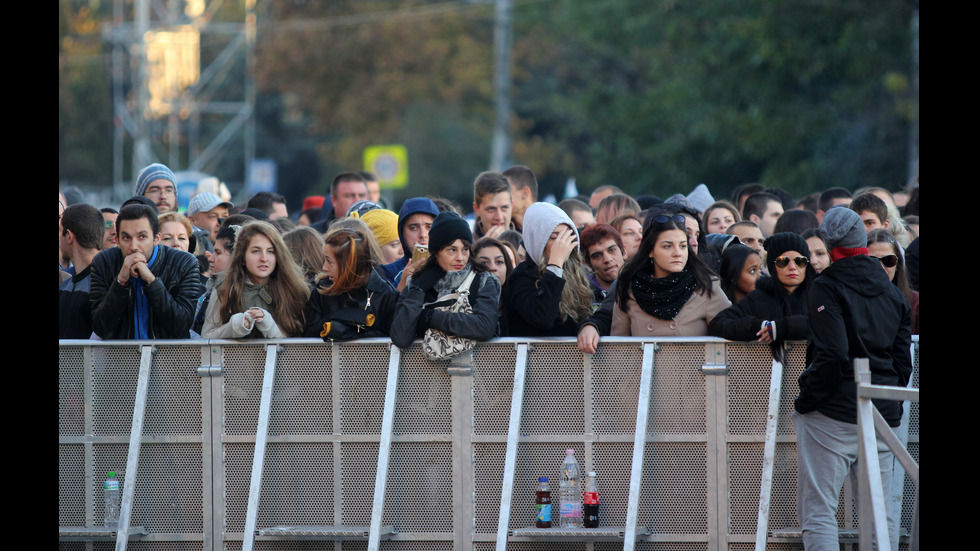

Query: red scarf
<box><xmin>830</xmin><ymin>246</ymin><xmax>869</xmax><ymax>262</ymax></box>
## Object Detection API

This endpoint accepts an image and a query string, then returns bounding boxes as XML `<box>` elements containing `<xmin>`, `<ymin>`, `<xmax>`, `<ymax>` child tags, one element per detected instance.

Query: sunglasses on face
<box><xmin>650</xmin><ymin>214</ymin><xmax>687</xmax><ymax>225</ymax></box>
<box><xmin>870</xmin><ymin>254</ymin><xmax>899</xmax><ymax>268</ymax></box>
<box><xmin>774</xmin><ymin>256</ymin><xmax>809</xmax><ymax>269</ymax></box>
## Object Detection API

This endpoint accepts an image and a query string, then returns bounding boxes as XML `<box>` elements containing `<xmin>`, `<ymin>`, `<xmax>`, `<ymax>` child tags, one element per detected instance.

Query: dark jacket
<box><xmin>303</xmin><ymin>268</ymin><xmax>399</xmax><ymax>340</ymax></box>
<box><xmin>89</xmin><ymin>245</ymin><xmax>201</xmax><ymax>339</ymax></box>
<box><xmin>795</xmin><ymin>255</ymin><xmax>912</xmax><ymax>427</ymax></box>
<box><xmin>578</xmin><ymin>280</ymin><xmax>618</xmax><ymax>336</ymax></box>
<box><xmin>59</xmin><ymin>266</ymin><xmax>94</xmax><ymax>339</ymax></box>
<box><xmin>389</xmin><ymin>268</ymin><xmax>501</xmax><ymax>349</ymax></box>
<box><xmin>707</xmin><ymin>274</ymin><xmax>810</xmax><ymax>343</ymax></box>
<box><xmin>309</xmin><ymin>200</ymin><xmax>338</xmax><ymax>234</ymax></box>
<box><xmin>502</xmin><ymin>259</ymin><xmax>581</xmax><ymax>337</ymax></box>
<box><xmin>380</xmin><ymin>198</ymin><xmax>441</xmax><ymax>286</ymax></box>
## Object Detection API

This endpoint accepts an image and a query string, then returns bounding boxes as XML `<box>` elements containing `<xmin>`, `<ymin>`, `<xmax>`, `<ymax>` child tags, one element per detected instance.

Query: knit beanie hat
<box><xmin>135</xmin><ymin>163</ymin><xmax>177</xmax><ymax>197</ymax></box>
<box><xmin>427</xmin><ymin>211</ymin><xmax>473</xmax><ymax>253</ymax></box>
<box><xmin>360</xmin><ymin>209</ymin><xmax>400</xmax><ymax>245</ymax></box>
<box><xmin>685</xmin><ymin>183</ymin><xmax>715</xmax><ymax>215</ymax></box>
<box><xmin>763</xmin><ymin>232</ymin><xmax>811</xmax><ymax>273</ymax></box>
<box><xmin>522</xmin><ymin>202</ymin><xmax>579</xmax><ymax>265</ymax></box>
<box><xmin>820</xmin><ymin>206</ymin><xmax>867</xmax><ymax>255</ymax></box>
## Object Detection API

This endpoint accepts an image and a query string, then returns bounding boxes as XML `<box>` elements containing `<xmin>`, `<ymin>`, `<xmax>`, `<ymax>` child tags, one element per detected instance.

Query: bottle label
<box><xmin>584</xmin><ymin>491</ymin><xmax>599</xmax><ymax>505</ymax></box>
<box><xmin>559</xmin><ymin>503</ymin><xmax>582</xmax><ymax>517</ymax></box>
<box><xmin>536</xmin><ymin>503</ymin><xmax>551</xmax><ymax>522</ymax></box>
<box><xmin>105</xmin><ymin>481</ymin><xmax>120</xmax><ymax>490</ymax></box>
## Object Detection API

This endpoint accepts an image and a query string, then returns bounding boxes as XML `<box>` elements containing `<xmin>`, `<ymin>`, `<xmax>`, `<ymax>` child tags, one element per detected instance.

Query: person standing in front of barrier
<box><xmin>708</xmin><ymin>232</ymin><xmax>816</xmax><ymax>360</ymax></box>
<box><xmin>60</xmin><ymin>203</ymin><xmax>107</xmax><ymax>339</ymax></box>
<box><xmin>389</xmin><ymin>211</ymin><xmax>501</xmax><ymax>349</ymax></box>
<box><xmin>303</xmin><ymin>227</ymin><xmax>399</xmax><ymax>340</ymax></box>
<box><xmin>90</xmin><ymin>203</ymin><xmax>201</xmax><ymax>339</ymax></box>
<box><xmin>192</xmin><ymin>224</ymin><xmax>241</xmax><ymax>337</ymax></box>
<box><xmin>201</xmin><ymin>221</ymin><xmax>310</xmax><ymax>339</ymax></box>
<box><xmin>793</xmin><ymin>207</ymin><xmax>912</xmax><ymax>551</ymax></box>
<box><xmin>610</xmin><ymin>213</ymin><xmax>730</xmax><ymax>337</ymax></box>
<box><xmin>502</xmin><ymin>202</ymin><xmax>594</xmax><ymax>336</ymax></box>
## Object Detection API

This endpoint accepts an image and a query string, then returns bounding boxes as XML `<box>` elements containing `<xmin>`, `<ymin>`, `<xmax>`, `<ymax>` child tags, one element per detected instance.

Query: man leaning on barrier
<box><xmin>89</xmin><ymin>203</ymin><xmax>200</xmax><ymax>339</ymax></box>
<box><xmin>792</xmin><ymin>206</ymin><xmax>912</xmax><ymax>551</ymax></box>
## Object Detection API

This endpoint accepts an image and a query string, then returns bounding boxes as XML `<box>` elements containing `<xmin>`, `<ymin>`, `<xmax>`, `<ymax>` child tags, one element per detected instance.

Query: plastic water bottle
<box><xmin>104</xmin><ymin>472</ymin><xmax>120</xmax><ymax>529</ymax></box>
<box><xmin>559</xmin><ymin>449</ymin><xmax>582</xmax><ymax>528</ymax></box>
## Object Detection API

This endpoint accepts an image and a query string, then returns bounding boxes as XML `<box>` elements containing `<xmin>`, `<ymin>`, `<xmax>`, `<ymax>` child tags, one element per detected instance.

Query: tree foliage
<box><xmin>59</xmin><ymin>0</ymin><xmax>917</xmax><ymax>208</ymax></box>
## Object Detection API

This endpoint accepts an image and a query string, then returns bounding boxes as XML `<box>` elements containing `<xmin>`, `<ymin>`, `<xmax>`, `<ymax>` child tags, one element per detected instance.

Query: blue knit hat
<box><xmin>135</xmin><ymin>163</ymin><xmax>177</xmax><ymax>197</ymax></box>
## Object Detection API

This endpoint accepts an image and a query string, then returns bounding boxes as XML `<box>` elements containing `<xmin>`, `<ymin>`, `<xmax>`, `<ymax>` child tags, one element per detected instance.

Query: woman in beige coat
<box><xmin>611</xmin><ymin>213</ymin><xmax>730</xmax><ymax>337</ymax></box>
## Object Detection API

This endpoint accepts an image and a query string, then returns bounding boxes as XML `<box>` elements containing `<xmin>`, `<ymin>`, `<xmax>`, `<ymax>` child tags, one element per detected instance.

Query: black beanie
<box><xmin>763</xmin><ymin>232</ymin><xmax>811</xmax><ymax>273</ymax></box>
<box><xmin>427</xmin><ymin>211</ymin><xmax>473</xmax><ymax>252</ymax></box>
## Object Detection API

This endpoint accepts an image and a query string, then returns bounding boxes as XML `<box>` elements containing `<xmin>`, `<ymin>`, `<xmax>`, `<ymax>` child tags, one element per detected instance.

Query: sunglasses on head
<box><xmin>650</xmin><ymin>214</ymin><xmax>687</xmax><ymax>225</ymax></box>
<box><xmin>774</xmin><ymin>256</ymin><xmax>809</xmax><ymax>269</ymax></box>
<box><xmin>870</xmin><ymin>254</ymin><xmax>899</xmax><ymax>268</ymax></box>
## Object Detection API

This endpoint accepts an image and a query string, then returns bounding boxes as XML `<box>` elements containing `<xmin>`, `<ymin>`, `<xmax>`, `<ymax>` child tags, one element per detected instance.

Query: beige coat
<box><xmin>611</xmin><ymin>278</ymin><xmax>731</xmax><ymax>337</ymax></box>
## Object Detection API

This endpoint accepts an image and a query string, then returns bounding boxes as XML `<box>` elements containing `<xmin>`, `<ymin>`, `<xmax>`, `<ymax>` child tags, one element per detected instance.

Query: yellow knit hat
<box><xmin>360</xmin><ymin>208</ymin><xmax>400</xmax><ymax>245</ymax></box>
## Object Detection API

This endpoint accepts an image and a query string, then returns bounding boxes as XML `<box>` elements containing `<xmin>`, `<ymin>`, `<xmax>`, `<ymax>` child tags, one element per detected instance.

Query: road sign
<box><xmin>364</xmin><ymin>145</ymin><xmax>408</xmax><ymax>189</ymax></box>
<box><xmin>248</xmin><ymin>159</ymin><xmax>278</xmax><ymax>194</ymax></box>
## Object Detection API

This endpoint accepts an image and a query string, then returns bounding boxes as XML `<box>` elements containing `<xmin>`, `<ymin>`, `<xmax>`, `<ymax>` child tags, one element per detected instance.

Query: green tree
<box><xmin>509</xmin><ymin>0</ymin><xmax>916</xmax><ymax>200</ymax></box>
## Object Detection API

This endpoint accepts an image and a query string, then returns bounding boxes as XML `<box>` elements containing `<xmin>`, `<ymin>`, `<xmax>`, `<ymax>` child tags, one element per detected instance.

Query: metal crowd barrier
<box><xmin>58</xmin><ymin>336</ymin><xmax>919</xmax><ymax>551</ymax></box>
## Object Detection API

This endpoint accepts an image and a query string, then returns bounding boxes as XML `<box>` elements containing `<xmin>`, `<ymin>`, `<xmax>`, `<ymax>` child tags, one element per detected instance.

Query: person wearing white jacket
<box><xmin>201</xmin><ymin>221</ymin><xmax>310</xmax><ymax>339</ymax></box>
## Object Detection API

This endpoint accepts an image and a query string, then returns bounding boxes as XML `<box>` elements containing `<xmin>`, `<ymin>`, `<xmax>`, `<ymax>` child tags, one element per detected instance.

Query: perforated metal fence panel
<box><xmin>59</xmin><ymin>337</ymin><xmax>919</xmax><ymax>551</ymax></box>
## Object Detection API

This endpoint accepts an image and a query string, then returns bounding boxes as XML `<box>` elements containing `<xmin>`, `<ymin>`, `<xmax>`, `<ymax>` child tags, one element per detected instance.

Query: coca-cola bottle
<box><xmin>583</xmin><ymin>471</ymin><xmax>599</xmax><ymax>528</ymax></box>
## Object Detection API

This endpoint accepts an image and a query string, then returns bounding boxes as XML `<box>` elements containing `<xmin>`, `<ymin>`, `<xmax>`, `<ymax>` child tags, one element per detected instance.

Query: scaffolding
<box><xmin>104</xmin><ymin>0</ymin><xmax>255</xmax><ymax>196</ymax></box>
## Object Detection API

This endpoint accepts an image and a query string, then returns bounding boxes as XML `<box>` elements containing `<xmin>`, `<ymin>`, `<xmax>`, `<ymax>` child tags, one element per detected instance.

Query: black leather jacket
<box><xmin>89</xmin><ymin>245</ymin><xmax>201</xmax><ymax>339</ymax></box>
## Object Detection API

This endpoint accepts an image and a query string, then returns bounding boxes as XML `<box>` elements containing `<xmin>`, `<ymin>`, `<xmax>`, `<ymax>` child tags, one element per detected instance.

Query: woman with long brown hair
<box><xmin>201</xmin><ymin>221</ymin><xmax>310</xmax><ymax>338</ymax></box>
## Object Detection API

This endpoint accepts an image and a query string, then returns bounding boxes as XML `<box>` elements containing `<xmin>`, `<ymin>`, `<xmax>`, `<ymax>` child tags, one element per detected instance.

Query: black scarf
<box><xmin>631</xmin><ymin>263</ymin><xmax>697</xmax><ymax>321</ymax></box>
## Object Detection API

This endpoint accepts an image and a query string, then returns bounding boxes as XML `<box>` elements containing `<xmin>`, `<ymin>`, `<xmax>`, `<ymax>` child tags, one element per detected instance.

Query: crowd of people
<box><xmin>59</xmin><ymin>160</ymin><xmax>918</xmax><ymax>549</ymax></box>
<box><xmin>59</xmin><ymin>162</ymin><xmax>920</xmax><ymax>345</ymax></box>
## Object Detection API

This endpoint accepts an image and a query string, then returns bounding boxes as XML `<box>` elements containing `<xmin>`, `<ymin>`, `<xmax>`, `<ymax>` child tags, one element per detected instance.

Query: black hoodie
<box><xmin>795</xmin><ymin>254</ymin><xmax>912</xmax><ymax>426</ymax></box>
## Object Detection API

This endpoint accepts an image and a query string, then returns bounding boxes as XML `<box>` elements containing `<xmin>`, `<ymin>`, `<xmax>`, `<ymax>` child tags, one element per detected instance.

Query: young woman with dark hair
<box><xmin>801</xmin><ymin>228</ymin><xmax>831</xmax><ymax>274</ymax></box>
<box><xmin>708</xmin><ymin>232</ymin><xmax>816</xmax><ymax>350</ymax></box>
<box><xmin>389</xmin><ymin>211</ymin><xmax>501</xmax><ymax>349</ymax></box>
<box><xmin>472</xmin><ymin>237</ymin><xmax>514</xmax><ymax>287</ymax></box>
<box><xmin>703</xmin><ymin>200</ymin><xmax>741</xmax><ymax>235</ymax></box>
<box><xmin>282</xmin><ymin>225</ymin><xmax>325</xmax><ymax>289</ymax></box>
<box><xmin>717</xmin><ymin>243</ymin><xmax>763</xmax><ymax>304</ymax></box>
<box><xmin>611</xmin><ymin>213</ymin><xmax>730</xmax><ymax>336</ymax></box>
<box><xmin>202</xmin><ymin>221</ymin><xmax>310</xmax><ymax>338</ymax></box>
<box><xmin>867</xmin><ymin>228</ymin><xmax>919</xmax><ymax>334</ymax></box>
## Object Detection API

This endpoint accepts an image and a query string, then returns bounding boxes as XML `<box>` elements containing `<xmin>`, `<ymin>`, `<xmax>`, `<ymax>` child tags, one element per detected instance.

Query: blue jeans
<box><xmin>792</xmin><ymin>410</ymin><xmax>899</xmax><ymax>551</ymax></box>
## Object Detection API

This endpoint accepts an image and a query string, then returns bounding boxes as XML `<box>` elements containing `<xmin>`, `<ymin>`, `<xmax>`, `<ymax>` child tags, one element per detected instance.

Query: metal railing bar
<box><xmin>115</xmin><ymin>344</ymin><xmax>154</xmax><ymax>551</ymax></box>
<box><xmin>368</xmin><ymin>345</ymin><xmax>401</xmax><ymax>551</ymax></box>
<box><xmin>494</xmin><ymin>342</ymin><xmax>530</xmax><ymax>551</ymax></box>
<box><xmin>623</xmin><ymin>342</ymin><xmax>656</xmax><ymax>550</ymax></box>
<box><xmin>241</xmin><ymin>344</ymin><xmax>279</xmax><ymax>551</ymax></box>
<box><xmin>754</xmin><ymin>350</ymin><xmax>785</xmax><ymax>551</ymax></box>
